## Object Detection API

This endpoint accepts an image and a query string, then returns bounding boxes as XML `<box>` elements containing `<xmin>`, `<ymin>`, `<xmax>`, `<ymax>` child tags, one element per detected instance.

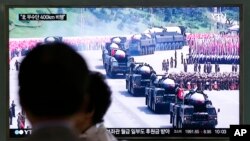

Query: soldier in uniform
<box><xmin>174</xmin><ymin>58</ymin><xmax>177</xmax><ymax>68</ymax></box>
<box><xmin>208</xmin><ymin>62</ymin><xmax>212</xmax><ymax>74</ymax></box>
<box><xmin>184</xmin><ymin>61</ymin><xmax>187</xmax><ymax>72</ymax></box>
<box><xmin>11</xmin><ymin>100</ymin><xmax>16</xmax><ymax>117</ymax></box>
<box><xmin>226</xmin><ymin>75</ymin><xmax>230</xmax><ymax>90</ymax></box>
<box><xmin>215</xmin><ymin>63</ymin><xmax>218</xmax><ymax>73</ymax></box>
<box><xmin>204</xmin><ymin>62</ymin><xmax>207</xmax><ymax>73</ymax></box>
<box><xmin>232</xmin><ymin>63</ymin><xmax>235</xmax><ymax>72</ymax></box>
<box><xmin>162</xmin><ymin>59</ymin><xmax>166</xmax><ymax>71</ymax></box>
<box><xmin>191</xmin><ymin>76</ymin><xmax>196</xmax><ymax>89</ymax></box>
<box><xmin>175</xmin><ymin>50</ymin><xmax>177</xmax><ymax>60</ymax></box>
<box><xmin>235</xmin><ymin>75</ymin><xmax>239</xmax><ymax>89</ymax></box>
<box><xmin>202</xmin><ymin>75</ymin><xmax>207</xmax><ymax>90</ymax></box>
<box><xmin>15</xmin><ymin>60</ymin><xmax>19</xmax><ymax>71</ymax></box>
<box><xmin>179</xmin><ymin>74</ymin><xmax>184</xmax><ymax>88</ymax></box>
<box><xmin>208</xmin><ymin>76</ymin><xmax>213</xmax><ymax>91</ymax></box>
<box><xmin>170</xmin><ymin>57</ymin><xmax>173</xmax><ymax>68</ymax></box>
<box><xmin>129</xmin><ymin>61</ymin><xmax>136</xmax><ymax>73</ymax></box>
<box><xmin>181</xmin><ymin>52</ymin><xmax>184</xmax><ymax>64</ymax></box>
<box><xmin>211</xmin><ymin>76</ymin><xmax>217</xmax><ymax>90</ymax></box>
<box><xmin>9</xmin><ymin>107</ymin><xmax>13</xmax><ymax>125</ymax></box>
<box><xmin>217</xmin><ymin>76</ymin><xmax>221</xmax><ymax>91</ymax></box>
<box><xmin>187</xmin><ymin>81</ymin><xmax>191</xmax><ymax>90</ymax></box>
<box><xmin>198</xmin><ymin>63</ymin><xmax>201</xmax><ymax>73</ymax></box>
<box><xmin>197</xmin><ymin>76</ymin><xmax>203</xmax><ymax>91</ymax></box>
<box><xmin>235</xmin><ymin>64</ymin><xmax>238</xmax><ymax>72</ymax></box>
<box><xmin>217</xmin><ymin>64</ymin><xmax>220</xmax><ymax>73</ymax></box>
<box><xmin>221</xmin><ymin>76</ymin><xmax>226</xmax><ymax>90</ymax></box>
<box><xmin>166</xmin><ymin>59</ymin><xmax>170</xmax><ymax>72</ymax></box>
<box><xmin>229</xmin><ymin>77</ymin><xmax>235</xmax><ymax>90</ymax></box>
<box><xmin>189</xmin><ymin>46</ymin><xmax>192</xmax><ymax>56</ymax></box>
<box><xmin>194</xmin><ymin>61</ymin><xmax>197</xmax><ymax>72</ymax></box>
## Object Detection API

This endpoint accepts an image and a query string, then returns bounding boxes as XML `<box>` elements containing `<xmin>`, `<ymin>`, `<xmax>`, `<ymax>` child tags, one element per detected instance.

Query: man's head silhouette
<box><xmin>18</xmin><ymin>42</ymin><xmax>90</xmax><ymax>122</ymax></box>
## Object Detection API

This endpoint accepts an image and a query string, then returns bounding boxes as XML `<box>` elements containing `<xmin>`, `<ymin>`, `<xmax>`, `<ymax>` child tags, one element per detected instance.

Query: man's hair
<box><xmin>18</xmin><ymin>42</ymin><xmax>89</xmax><ymax>118</ymax></box>
<box><xmin>87</xmin><ymin>71</ymin><xmax>112</xmax><ymax>124</ymax></box>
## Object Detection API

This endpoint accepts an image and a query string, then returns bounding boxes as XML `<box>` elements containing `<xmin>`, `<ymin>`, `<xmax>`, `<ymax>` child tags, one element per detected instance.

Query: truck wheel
<box><xmin>140</xmin><ymin>50</ymin><xmax>143</xmax><ymax>55</ymax></box>
<box><xmin>155</xmin><ymin>104</ymin><xmax>161</xmax><ymax>113</ymax></box>
<box><xmin>105</xmin><ymin>65</ymin><xmax>108</xmax><ymax>74</ymax></box>
<box><xmin>108</xmin><ymin>67</ymin><xmax>114</xmax><ymax>78</ymax></box>
<box><xmin>177</xmin><ymin>119</ymin><xmax>183</xmax><ymax>128</ymax></box>
<box><xmin>148</xmin><ymin>98</ymin><xmax>150</xmax><ymax>108</ymax></box>
<box><xmin>129</xmin><ymin>83</ymin><xmax>132</xmax><ymax>94</ymax></box>
<box><xmin>171</xmin><ymin>43</ymin><xmax>175</xmax><ymax>50</ymax></box>
<box><xmin>165</xmin><ymin>104</ymin><xmax>170</xmax><ymax>114</ymax></box>
<box><xmin>170</xmin><ymin>112</ymin><xmax>172</xmax><ymax>123</ymax></box>
<box><xmin>172</xmin><ymin>115</ymin><xmax>176</xmax><ymax>128</ymax></box>
<box><xmin>131</xmin><ymin>87</ymin><xmax>135</xmax><ymax>95</ymax></box>
<box><xmin>126</xmin><ymin>81</ymin><xmax>130</xmax><ymax>93</ymax></box>
<box><xmin>151</xmin><ymin>100</ymin><xmax>155</xmax><ymax>111</ymax></box>
<box><xmin>160</xmin><ymin>43</ymin><xmax>164</xmax><ymax>50</ymax></box>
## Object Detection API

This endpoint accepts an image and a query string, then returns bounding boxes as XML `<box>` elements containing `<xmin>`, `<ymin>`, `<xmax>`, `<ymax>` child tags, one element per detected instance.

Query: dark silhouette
<box><xmin>162</xmin><ymin>59</ymin><xmax>166</xmax><ymax>71</ymax></box>
<box><xmin>170</xmin><ymin>57</ymin><xmax>173</xmax><ymax>68</ymax></box>
<box><xmin>11</xmin><ymin>100</ymin><xmax>16</xmax><ymax>117</ymax></box>
<box><xmin>15</xmin><ymin>60</ymin><xmax>19</xmax><ymax>71</ymax></box>
<box><xmin>18</xmin><ymin>42</ymin><xmax>89</xmax><ymax>141</ymax></box>
<box><xmin>75</xmin><ymin>71</ymin><xmax>117</xmax><ymax>141</ymax></box>
<box><xmin>9</xmin><ymin>107</ymin><xmax>13</xmax><ymax>125</ymax></box>
<box><xmin>17</xmin><ymin>112</ymin><xmax>25</xmax><ymax>129</ymax></box>
<box><xmin>198</xmin><ymin>64</ymin><xmax>201</xmax><ymax>72</ymax></box>
<box><xmin>181</xmin><ymin>52</ymin><xmax>184</xmax><ymax>64</ymax></box>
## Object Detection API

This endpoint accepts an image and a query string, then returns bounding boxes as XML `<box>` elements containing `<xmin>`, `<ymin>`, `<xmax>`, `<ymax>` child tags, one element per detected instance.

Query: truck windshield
<box><xmin>207</xmin><ymin>108</ymin><xmax>217</xmax><ymax>115</ymax></box>
<box><xmin>184</xmin><ymin>108</ymin><xmax>194</xmax><ymax>114</ymax></box>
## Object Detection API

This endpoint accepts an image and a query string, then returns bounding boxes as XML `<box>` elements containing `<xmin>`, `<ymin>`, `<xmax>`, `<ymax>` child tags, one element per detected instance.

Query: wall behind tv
<box><xmin>0</xmin><ymin>0</ymin><xmax>249</xmax><ymax>141</ymax></box>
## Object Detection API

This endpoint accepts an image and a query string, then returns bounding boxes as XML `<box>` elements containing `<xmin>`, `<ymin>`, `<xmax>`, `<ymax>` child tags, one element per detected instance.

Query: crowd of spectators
<box><xmin>187</xmin><ymin>33</ymin><xmax>239</xmax><ymax>56</ymax></box>
<box><xmin>9</xmin><ymin>36</ymin><xmax>114</xmax><ymax>60</ymax></box>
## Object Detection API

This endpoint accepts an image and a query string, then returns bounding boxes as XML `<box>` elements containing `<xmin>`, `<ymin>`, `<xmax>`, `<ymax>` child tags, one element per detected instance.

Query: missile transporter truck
<box><xmin>149</xmin><ymin>26</ymin><xmax>186</xmax><ymax>50</ymax></box>
<box><xmin>170</xmin><ymin>90</ymin><xmax>218</xmax><ymax>128</ymax></box>
<box><xmin>128</xmin><ymin>33</ymin><xmax>155</xmax><ymax>56</ymax></box>
<box><xmin>126</xmin><ymin>62</ymin><xmax>155</xmax><ymax>96</ymax></box>
<box><xmin>102</xmin><ymin>37</ymin><xmax>128</xmax><ymax>63</ymax></box>
<box><xmin>145</xmin><ymin>74</ymin><xmax>178</xmax><ymax>113</ymax></box>
<box><xmin>102</xmin><ymin>42</ymin><xmax>130</xmax><ymax>78</ymax></box>
<box><xmin>110</xmin><ymin>36</ymin><xmax>127</xmax><ymax>50</ymax></box>
<box><xmin>44</xmin><ymin>36</ymin><xmax>63</xmax><ymax>43</ymax></box>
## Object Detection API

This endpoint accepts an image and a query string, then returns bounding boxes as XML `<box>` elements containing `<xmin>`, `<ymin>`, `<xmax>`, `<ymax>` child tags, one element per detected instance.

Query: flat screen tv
<box><xmin>2</xmin><ymin>0</ymin><xmax>247</xmax><ymax>141</ymax></box>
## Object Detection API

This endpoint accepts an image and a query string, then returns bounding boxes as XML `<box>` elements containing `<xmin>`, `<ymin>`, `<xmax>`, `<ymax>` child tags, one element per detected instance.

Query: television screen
<box><xmin>8</xmin><ymin>6</ymin><xmax>240</xmax><ymax>139</ymax></box>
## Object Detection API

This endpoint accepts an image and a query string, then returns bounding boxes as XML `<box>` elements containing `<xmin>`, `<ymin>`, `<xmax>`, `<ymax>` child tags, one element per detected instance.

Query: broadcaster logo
<box><xmin>15</xmin><ymin>130</ymin><xmax>24</xmax><ymax>135</ymax></box>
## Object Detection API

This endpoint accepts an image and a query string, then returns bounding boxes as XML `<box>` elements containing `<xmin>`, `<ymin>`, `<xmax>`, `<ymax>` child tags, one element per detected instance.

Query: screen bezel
<box><xmin>1</xmin><ymin>0</ymin><xmax>248</xmax><ymax>141</ymax></box>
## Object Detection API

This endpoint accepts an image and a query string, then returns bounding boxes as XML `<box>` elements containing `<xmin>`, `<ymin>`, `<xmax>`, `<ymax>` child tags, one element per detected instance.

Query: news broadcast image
<box><xmin>9</xmin><ymin>7</ymin><xmax>239</xmax><ymax>137</ymax></box>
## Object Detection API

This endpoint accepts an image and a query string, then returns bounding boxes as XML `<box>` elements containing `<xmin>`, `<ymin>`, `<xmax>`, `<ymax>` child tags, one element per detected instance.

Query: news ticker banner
<box><xmin>9</xmin><ymin>128</ymin><xmax>229</xmax><ymax>138</ymax></box>
<box><xmin>19</xmin><ymin>14</ymin><xmax>67</xmax><ymax>21</ymax></box>
<box><xmin>10</xmin><ymin>125</ymin><xmax>250</xmax><ymax>138</ymax></box>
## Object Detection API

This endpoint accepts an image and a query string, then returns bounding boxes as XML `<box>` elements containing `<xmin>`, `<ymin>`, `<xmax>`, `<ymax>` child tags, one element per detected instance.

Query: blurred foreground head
<box><xmin>74</xmin><ymin>71</ymin><xmax>112</xmax><ymax>133</ymax></box>
<box><xmin>87</xmin><ymin>71</ymin><xmax>111</xmax><ymax>124</ymax></box>
<box><xmin>18</xmin><ymin>42</ymin><xmax>89</xmax><ymax>120</ymax></box>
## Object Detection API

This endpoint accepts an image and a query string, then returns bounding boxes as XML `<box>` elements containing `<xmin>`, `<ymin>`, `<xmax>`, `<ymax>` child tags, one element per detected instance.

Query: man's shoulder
<box><xmin>80</xmin><ymin>123</ymin><xmax>118</xmax><ymax>141</ymax></box>
<box><xmin>26</xmin><ymin>126</ymin><xmax>81</xmax><ymax>141</ymax></box>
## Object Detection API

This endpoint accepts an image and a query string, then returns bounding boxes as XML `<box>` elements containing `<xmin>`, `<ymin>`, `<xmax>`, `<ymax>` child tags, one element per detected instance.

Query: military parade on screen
<box><xmin>101</xmin><ymin>25</ymin><xmax>238</xmax><ymax>128</ymax></box>
<box><xmin>9</xmin><ymin>25</ymin><xmax>239</xmax><ymax>129</ymax></box>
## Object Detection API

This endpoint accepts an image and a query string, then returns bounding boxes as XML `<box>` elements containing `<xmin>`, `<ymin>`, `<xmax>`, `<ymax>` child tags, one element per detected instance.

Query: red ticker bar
<box><xmin>10</xmin><ymin>128</ymin><xmax>229</xmax><ymax>138</ymax></box>
<box><xmin>19</xmin><ymin>14</ymin><xmax>67</xmax><ymax>21</ymax></box>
